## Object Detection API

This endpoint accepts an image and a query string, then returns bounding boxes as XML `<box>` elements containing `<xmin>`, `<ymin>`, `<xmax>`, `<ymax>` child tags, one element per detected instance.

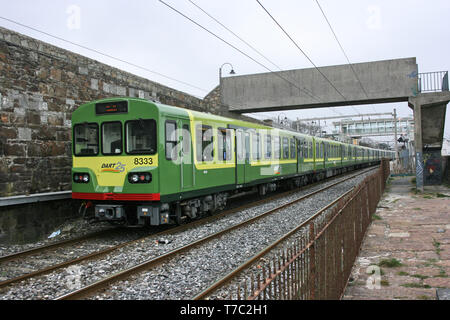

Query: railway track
<box><xmin>0</xmin><ymin>227</ymin><xmax>117</xmax><ymax>264</ymax></box>
<box><xmin>0</xmin><ymin>227</ymin><xmax>157</xmax><ymax>288</ymax></box>
<box><xmin>193</xmin><ymin>188</ymin><xmax>353</xmax><ymax>300</ymax></box>
<box><xmin>0</xmin><ymin>166</ymin><xmax>375</xmax><ymax>300</ymax></box>
<box><xmin>53</xmin><ymin>167</ymin><xmax>376</xmax><ymax>300</ymax></box>
<box><xmin>0</xmin><ymin>167</ymin><xmax>371</xmax><ymax>294</ymax></box>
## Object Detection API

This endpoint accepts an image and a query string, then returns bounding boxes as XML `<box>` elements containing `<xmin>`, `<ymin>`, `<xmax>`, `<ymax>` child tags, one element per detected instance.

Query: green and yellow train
<box><xmin>72</xmin><ymin>97</ymin><xmax>394</xmax><ymax>226</ymax></box>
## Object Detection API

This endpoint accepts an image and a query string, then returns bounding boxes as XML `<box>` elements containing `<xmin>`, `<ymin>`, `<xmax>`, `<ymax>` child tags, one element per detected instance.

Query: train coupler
<box><xmin>95</xmin><ymin>204</ymin><xmax>125</xmax><ymax>222</ymax></box>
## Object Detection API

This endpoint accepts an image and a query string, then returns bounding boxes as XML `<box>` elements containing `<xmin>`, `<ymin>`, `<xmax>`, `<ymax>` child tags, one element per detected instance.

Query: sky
<box><xmin>0</xmin><ymin>0</ymin><xmax>449</xmax><ymax>142</ymax></box>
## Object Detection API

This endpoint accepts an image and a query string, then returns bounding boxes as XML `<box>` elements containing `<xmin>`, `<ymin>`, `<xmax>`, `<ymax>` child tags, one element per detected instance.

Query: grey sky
<box><xmin>0</xmin><ymin>0</ymin><xmax>449</xmax><ymax>140</ymax></box>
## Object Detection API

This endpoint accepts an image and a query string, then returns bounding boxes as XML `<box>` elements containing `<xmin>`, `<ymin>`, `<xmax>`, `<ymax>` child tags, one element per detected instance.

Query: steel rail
<box><xmin>54</xmin><ymin>167</ymin><xmax>374</xmax><ymax>300</ymax></box>
<box><xmin>0</xmin><ymin>228</ymin><xmax>118</xmax><ymax>264</ymax></box>
<box><xmin>0</xmin><ymin>167</ymin><xmax>372</xmax><ymax>289</ymax></box>
<box><xmin>192</xmin><ymin>188</ymin><xmax>354</xmax><ymax>300</ymax></box>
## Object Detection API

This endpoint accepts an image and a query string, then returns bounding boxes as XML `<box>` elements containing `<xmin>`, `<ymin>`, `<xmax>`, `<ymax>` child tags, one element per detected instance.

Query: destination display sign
<box><xmin>95</xmin><ymin>101</ymin><xmax>128</xmax><ymax>115</ymax></box>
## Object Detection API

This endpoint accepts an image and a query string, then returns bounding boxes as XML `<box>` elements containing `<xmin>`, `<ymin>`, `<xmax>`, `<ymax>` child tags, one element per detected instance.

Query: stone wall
<box><xmin>0</xmin><ymin>26</ymin><xmax>258</xmax><ymax>197</ymax></box>
<box><xmin>0</xmin><ymin>199</ymin><xmax>82</xmax><ymax>244</ymax></box>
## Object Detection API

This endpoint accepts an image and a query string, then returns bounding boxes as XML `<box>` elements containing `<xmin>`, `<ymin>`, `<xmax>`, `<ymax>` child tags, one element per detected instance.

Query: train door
<box><xmin>180</xmin><ymin>120</ymin><xmax>193</xmax><ymax>189</ymax></box>
<box><xmin>322</xmin><ymin>142</ymin><xmax>326</xmax><ymax>168</ymax></box>
<box><xmin>235</xmin><ymin>129</ymin><xmax>245</xmax><ymax>185</ymax></box>
<box><xmin>296</xmin><ymin>137</ymin><xmax>304</xmax><ymax>173</ymax></box>
<box><xmin>163</xmin><ymin>118</ymin><xmax>181</xmax><ymax>195</ymax></box>
<box><xmin>244</xmin><ymin>131</ymin><xmax>252</xmax><ymax>183</ymax></box>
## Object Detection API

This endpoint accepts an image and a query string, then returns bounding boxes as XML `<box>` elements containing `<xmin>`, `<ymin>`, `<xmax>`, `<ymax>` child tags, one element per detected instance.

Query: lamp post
<box><xmin>219</xmin><ymin>63</ymin><xmax>235</xmax><ymax>105</ymax></box>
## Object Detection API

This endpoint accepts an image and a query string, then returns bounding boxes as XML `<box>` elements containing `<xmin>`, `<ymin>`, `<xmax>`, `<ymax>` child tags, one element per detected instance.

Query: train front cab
<box><xmin>72</xmin><ymin>98</ymin><xmax>162</xmax><ymax>226</ymax></box>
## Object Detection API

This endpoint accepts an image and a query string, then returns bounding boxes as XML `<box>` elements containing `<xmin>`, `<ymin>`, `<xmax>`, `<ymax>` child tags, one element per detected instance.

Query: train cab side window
<box><xmin>74</xmin><ymin>123</ymin><xmax>99</xmax><ymax>156</ymax></box>
<box><xmin>125</xmin><ymin>119</ymin><xmax>157</xmax><ymax>155</ymax></box>
<box><xmin>196</xmin><ymin>125</ymin><xmax>214</xmax><ymax>162</ymax></box>
<box><xmin>165</xmin><ymin>121</ymin><xmax>178</xmax><ymax>160</ymax></box>
<box><xmin>218</xmin><ymin>128</ymin><xmax>232</xmax><ymax>161</ymax></box>
<box><xmin>182</xmin><ymin>125</ymin><xmax>190</xmax><ymax>155</ymax></box>
<box><xmin>102</xmin><ymin>122</ymin><xmax>122</xmax><ymax>155</ymax></box>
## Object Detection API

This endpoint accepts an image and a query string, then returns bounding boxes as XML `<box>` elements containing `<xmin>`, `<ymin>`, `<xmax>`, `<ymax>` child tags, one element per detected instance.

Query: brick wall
<box><xmin>0</xmin><ymin>26</ymin><xmax>259</xmax><ymax>197</ymax></box>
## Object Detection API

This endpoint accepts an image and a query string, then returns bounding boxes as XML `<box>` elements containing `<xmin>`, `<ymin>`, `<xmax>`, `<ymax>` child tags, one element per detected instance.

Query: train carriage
<box><xmin>72</xmin><ymin>97</ymin><xmax>393</xmax><ymax>226</ymax></box>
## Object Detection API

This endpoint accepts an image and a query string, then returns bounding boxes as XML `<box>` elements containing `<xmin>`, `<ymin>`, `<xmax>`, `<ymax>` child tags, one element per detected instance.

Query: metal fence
<box><xmin>418</xmin><ymin>71</ymin><xmax>449</xmax><ymax>93</ymax></box>
<box><xmin>234</xmin><ymin>160</ymin><xmax>390</xmax><ymax>300</ymax></box>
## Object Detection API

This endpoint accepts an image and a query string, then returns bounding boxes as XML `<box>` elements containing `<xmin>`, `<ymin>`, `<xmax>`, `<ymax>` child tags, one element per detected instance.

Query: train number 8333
<box><xmin>133</xmin><ymin>157</ymin><xmax>154</xmax><ymax>165</ymax></box>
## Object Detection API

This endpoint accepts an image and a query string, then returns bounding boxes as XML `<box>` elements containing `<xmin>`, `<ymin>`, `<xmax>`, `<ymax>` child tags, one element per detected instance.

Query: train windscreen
<box><xmin>125</xmin><ymin>119</ymin><xmax>157</xmax><ymax>155</ymax></box>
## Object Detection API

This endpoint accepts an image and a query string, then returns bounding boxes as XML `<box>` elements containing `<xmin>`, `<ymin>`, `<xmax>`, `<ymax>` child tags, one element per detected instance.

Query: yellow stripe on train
<box><xmin>73</xmin><ymin>155</ymin><xmax>158</xmax><ymax>186</ymax></box>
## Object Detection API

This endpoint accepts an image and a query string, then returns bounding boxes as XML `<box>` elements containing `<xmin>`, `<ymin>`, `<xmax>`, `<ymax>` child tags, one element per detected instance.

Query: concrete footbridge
<box><xmin>221</xmin><ymin>57</ymin><xmax>449</xmax><ymax>189</ymax></box>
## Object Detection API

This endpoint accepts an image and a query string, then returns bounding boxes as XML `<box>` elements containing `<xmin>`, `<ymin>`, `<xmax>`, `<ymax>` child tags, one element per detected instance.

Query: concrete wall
<box><xmin>421</xmin><ymin>103</ymin><xmax>447</xmax><ymax>145</ymax></box>
<box><xmin>222</xmin><ymin>57</ymin><xmax>419</xmax><ymax>112</ymax></box>
<box><xmin>0</xmin><ymin>26</ymin><xmax>258</xmax><ymax>198</ymax></box>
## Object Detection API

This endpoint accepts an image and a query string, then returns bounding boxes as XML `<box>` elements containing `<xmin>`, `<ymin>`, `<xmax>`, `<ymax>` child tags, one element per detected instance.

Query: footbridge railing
<box><xmin>418</xmin><ymin>71</ymin><xmax>449</xmax><ymax>93</ymax></box>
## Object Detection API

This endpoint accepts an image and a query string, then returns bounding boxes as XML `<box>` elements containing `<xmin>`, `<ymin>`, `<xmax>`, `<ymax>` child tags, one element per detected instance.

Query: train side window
<box><xmin>298</xmin><ymin>139</ymin><xmax>303</xmax><ymax>158</ymax></box>
<box><xmin>165</xmin><ymin>121</ymin><xmax>178</xmax><ymax>161</ymax></box>
<box><xmin>305</xmin><ymin>141</ymin><xmax>309</xmax><ymax>158</ymax></box>
<box><xmin>74</xmin><ymin>123</ymin><xmax>99</xmax><ymax>156</ymax></box>
<box><xmin>196</xmin><ymin>125</ymin><xmax>214</xmax><ymax>162</ymax></box>
<box><xmin>290</xmin><ymin>138</ymin><xmax>296</xmax><ymax>159</ymax></box>
<box><xmin>265</xmin><ymin>135</ymin><xmax>272</xmax><ymax>159</ymax></box>
<box><xmin>309</xmin><ymin>142</ymin><xmax>312</xmax><ymax>158</ymax></box>
<box><xmin>218</xmin><ymin>128</ymin><xmax>232</xmax><ymax>161</ymax></box>
<box><xmin>274</xmin><ymin>136</ymin><xmax>280</xmax><ymax>159</ymax></box>
<box><xmin>236</xmin><ymin>130</ymin><xmax>244</xmax><ymax>162</ymax></box>
<box><xmin>282</xmin><ymin>137</ymin><xmax>289</xmax><ymax>159</ymax></box>
<box><xmin>257</xmin><ymin>133</ymin><xmax>262</xmax><ymax>160</ymax></box>
<box><xmin>252</xmin><ymin>132</ymin><xmax>261</xmax><ymax>160</ymax></box>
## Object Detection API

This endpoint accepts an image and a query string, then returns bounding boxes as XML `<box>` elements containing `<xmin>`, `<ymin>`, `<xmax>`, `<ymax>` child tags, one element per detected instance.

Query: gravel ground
<box><xmin>91</xmin><ymin>169</ymin><xmax>375</xmax><ymax>300</ymax></box>
<box><xmin>0</xmin><ymin>168</ymin><xmax>376</xmax><ymax>300</ymax></box>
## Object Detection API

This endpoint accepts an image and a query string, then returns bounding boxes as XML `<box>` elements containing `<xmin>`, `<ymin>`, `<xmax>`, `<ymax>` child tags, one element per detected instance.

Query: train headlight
<box><xmin>73</xmin><ymin>173</ymin><xmax>90</xmax><ymax>183</ymax></box>
<box><xmin>128</xmin><ymin>172</ymin><xmax>152</xmax><ymax>184</ymax></box>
